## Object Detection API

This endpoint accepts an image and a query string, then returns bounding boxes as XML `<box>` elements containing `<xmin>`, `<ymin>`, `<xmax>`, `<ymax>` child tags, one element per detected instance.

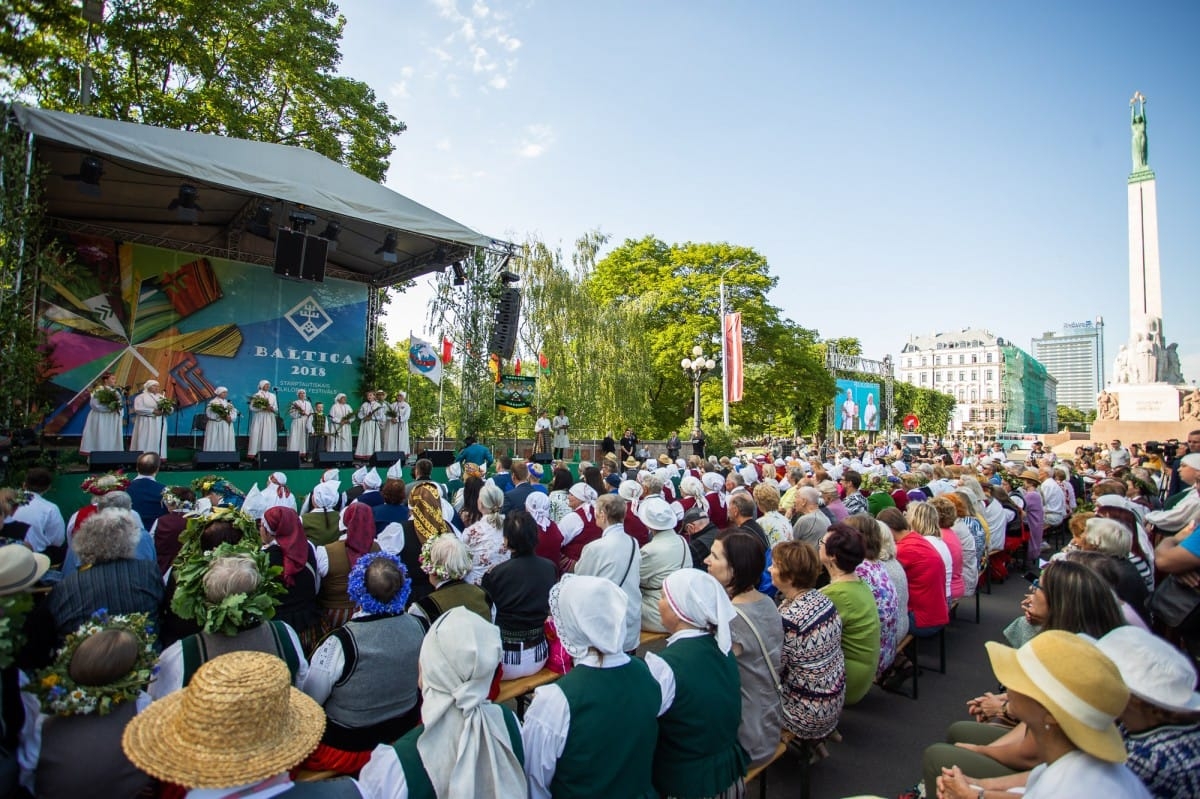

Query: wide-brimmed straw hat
<box><xmin>623</xmin><ymin>456</ymin><xmax>639</xmax><ymax>468</ymax></box>
<box><xmin>122</xmin><ymin>651</ymin><xmax>324</xmax><ymax>788</ymax></box>
<box><xmin>985</xmin><ymin>631</ymin><xmax>1128</xmax><ymax>763</ymax></box>
<box><xmin>0</xmin><ymin>546</ymin><xmax>50</xmax><ymax>596</ymax></box>
<box><xmin>1018</xmin><ymin>470</ymin><xmax>1041</xmax><ymax>483</ymax></box>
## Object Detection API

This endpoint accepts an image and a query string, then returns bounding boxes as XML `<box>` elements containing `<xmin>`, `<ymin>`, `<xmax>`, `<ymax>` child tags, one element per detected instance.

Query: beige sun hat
<box><xmin>121</xmin><ymin>651</ymin><xmax>324</xmax><ymax>788</ymax></box>
<box><xmin>985</xmin><ymin>631</ymin><xmax>1128</xmax><ymax>763</ymax></box>
<box><xmin>0</xmin><ymin>546</ymin><xmax>50</xmax><ymax>596</ymax></box>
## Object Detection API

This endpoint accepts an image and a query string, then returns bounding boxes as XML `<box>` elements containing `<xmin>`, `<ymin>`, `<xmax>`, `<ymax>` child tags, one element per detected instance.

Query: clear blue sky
<box><xmin>337</xmin><ymin>0</ymin><xmax>1200</xmax><ymax>384</ymax></box>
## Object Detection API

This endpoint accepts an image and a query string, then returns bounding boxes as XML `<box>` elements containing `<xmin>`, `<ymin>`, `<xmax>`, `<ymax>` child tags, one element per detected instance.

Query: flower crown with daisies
<box><xmin>80</xmin><ymin>471</ymin><xmax>131</xmax><ymax>496</ymax></box>
<box><xmin>31</xmin><ymin>609</ymin><xmax>157</xmax><ymax>717</ymax></box>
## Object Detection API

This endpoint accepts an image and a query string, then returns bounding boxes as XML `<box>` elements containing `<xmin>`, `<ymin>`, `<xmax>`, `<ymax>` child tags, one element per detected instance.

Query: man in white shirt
<box><xmin>1039</xmin><ymin>465</ymin><xmax>1066</xmax><ymax>528</ymax></box>
<box><xmin>1108</xmin><ymin>439</ymin><xmax>1131</xmax><ymax>469</ymax></box>
<box><xmin>12</xmin><ymin>467</ymin><xmax>66</xmax><ymax>555</ymax></box>
<box><xmin>575</xmin><ymin>493</ymin><xmax>642</xmax><ymax>653</ymax></box>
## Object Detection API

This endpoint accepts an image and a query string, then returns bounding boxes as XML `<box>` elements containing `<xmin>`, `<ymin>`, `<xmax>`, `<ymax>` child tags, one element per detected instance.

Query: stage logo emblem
<box><xmin>286</xmin><ymin>296</ymin><xmax>333</xmax><ymax>342</ymax></box>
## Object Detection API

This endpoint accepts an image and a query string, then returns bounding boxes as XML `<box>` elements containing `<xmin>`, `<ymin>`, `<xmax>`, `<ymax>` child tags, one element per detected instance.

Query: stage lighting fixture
<box><xmin>287</xmin><ymin>210</ymin><xmax>317</xmax><ymax>231</ymax></box>
<box><xmin>375</xmin><ymin>231</ymin><xmax>398</xmax><ymax>264</ymax></box>
<box><xmin>168</xmin><ymin>184</ymin><xmax>202</xmax><ymax>221</ymax></box>
<box><xmin>498</xmin><ymin>270</ymin><xmax>520</xmax><ymax>284</ymax></box>
<box><xmin>318</xmin><ymin>220</ymin><xmax>341</xmax><ymax>242</ymax></box>
<box><xmin>248</xmin><ymin>202</ymin><xmax>273</xmax><ymax>237</ymax></box>
<box><xmin>452</xmin><ymin>261</ymin><xmax>467</xmax><ymax>286</ymax></box>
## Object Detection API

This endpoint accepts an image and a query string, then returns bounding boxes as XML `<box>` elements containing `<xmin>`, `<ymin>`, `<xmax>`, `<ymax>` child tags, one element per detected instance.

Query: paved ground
<box><xmin>761</xmin><ymin>574</ymin><xmax>1028</xmax><ymax>799</ymax></box>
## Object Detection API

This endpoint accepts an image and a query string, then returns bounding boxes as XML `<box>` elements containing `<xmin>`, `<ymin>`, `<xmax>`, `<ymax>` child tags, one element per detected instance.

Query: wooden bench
<box><xmin>495</xmin><ymin>666</ymin><xmax>562</xmax><ymax>719</ymax></box>
<box><xmin>639</xmin><ymin>629</ymin><xmax>668</xmax><ymax>647</ymax></box>
<box><xmin>295</xmin><ymin>769</ymin><xmax>340</xmax><ymax>782</ymax></box>
<box><xmin>746</xmin><ymin>730</ymin><xmax>809</xmax><ymax>799</ymax></box>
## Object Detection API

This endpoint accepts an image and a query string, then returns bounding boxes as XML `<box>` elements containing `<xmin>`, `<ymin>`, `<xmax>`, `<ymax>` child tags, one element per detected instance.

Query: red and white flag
<box><xmin>441</xmin><ymin>336</ymin><xmax>453</xmax><ymax>365</ymax></box>
<box><xmin>724</xmin><ymin>312</ymin><xmax>744</xmax><ymax>403</ymax></box>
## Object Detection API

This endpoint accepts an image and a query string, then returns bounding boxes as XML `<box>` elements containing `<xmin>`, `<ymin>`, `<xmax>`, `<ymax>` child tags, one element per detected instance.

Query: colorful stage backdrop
<box><xmin>42</xmin><ymin>234</ymin><xmax>369</xmax><ymax>437</ymax></box>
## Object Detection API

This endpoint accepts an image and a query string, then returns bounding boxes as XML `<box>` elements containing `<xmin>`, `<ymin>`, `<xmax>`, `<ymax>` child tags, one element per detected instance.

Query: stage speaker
<box><xmin>487</xmin><ymin>287</ymin><xmax>520</xmax><ymax>360</ymax></box>
<box><xmin>88</xmin><ymin>451</ymin><xmax>140</xmax><ymax>472</ymax></box>
<box><xmin>317</xmin><ymin>451</ymin><xmax>356</xmax><ymax>468</ymax></box>
<box><xmin>273</xmin><ymin>230</ymin><xmax>328</xmax><ymax>282</ymax></box>
<box><xmin>370</xmin><ymin>451</ymin><xmax>405</xmax><ymax>468</ymax></box>
<box><xmin>422</xmin><ymin>449</ymin><xmax>455</xmax><ymax>468</ymax></box>
<box><xmin>259</xmin><ymin>451</ymin><xmax>300</xmax><ymax>471</ymax></box>
<box><xmin>194</xmin><ymin>451</ymin><xmax>241</xmax><ymax>470</ymax></box>
<box><xmin>531</xmin><ymin>453</ymin><xmax>553</xmax><ymax>464</ymax></box>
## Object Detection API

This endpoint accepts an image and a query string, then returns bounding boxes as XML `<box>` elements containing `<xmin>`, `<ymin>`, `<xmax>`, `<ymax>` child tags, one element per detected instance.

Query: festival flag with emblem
<box><xmin>724</xmin><ymin>312</ymin><xmax>744</xmax><ymax>403</ymax></box>
<box><xmin>408</xmin><ymin>336</ymin><xmax>443</xmax><ymax>385</ymax></box>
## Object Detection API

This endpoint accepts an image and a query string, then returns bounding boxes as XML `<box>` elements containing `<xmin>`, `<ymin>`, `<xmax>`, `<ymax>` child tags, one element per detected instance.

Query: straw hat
<box><xmin>623</xmin><ymin>456</ymin><xmax>639</xmax><ymax>468</ymax></box>
<box><xmin>0</xmin><ymin>546</ymin><xmax>50</xmax><ymax>596</ymax></box>
<box><xmin>657</xmin><ymin>453</ymin><xmax>672</xmax><ymax>466</ymax></box>
<box><xmin>122</xmin><ymin>651</ymin><xmax>324</xmax><ymax>788</ymax></box>
<box><xmin>1018</xmin><ymin>470</ymin><xmax>1041</xmax><ymax>483</ymax></box>
<box><xmin>985</xmin><ymin>631</ymin><xmax>1128</xmax><ymax>763</ymax></box>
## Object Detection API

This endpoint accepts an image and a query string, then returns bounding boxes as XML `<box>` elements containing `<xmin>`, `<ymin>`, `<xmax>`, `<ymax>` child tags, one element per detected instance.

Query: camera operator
<box><xmin>1166</xmin><ymin>431</ymin><xmax>1200</xmax><ymax>497</ymax></box>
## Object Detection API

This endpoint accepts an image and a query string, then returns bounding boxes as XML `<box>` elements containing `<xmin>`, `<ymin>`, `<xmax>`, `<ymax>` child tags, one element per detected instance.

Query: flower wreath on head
<box><xmin>170</xmin><ymin>541</ymin><xmax>284</xmax><ymax>637</ymax></box>
<box><xmin>31</xmin><ymin>609</ymin><xmax>157</xmax><ymax>717</ymax></box>
<box><xmin>80</xmin><ymin>471</ymin><xmax>131</xmax><ymax>497</ymax></box>
<box><xmin>419</xmin><ymin>533</ymin><xmax>471</xmax><ymax>583</ymax></box>
<box><xmin>347</xmin><ymin>552</ymin><xmax>412</xmax><ymax>616</ymax></box>
<box><xmin>171</xmin><ymin>506</ymin><xmax>261</xmax><ymax>569</ymax></box>
<box><xmin>189</xmin><ymin>474</ymin><xmax>245</xmax><ymax>508</ymax></box>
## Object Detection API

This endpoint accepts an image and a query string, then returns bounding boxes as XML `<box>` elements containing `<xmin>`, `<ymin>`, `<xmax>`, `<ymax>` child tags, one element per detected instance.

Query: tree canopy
<box><xmin>1</xmin><ymin>0</ymin><xmax>403</xmax><ymax>180</ymax></box>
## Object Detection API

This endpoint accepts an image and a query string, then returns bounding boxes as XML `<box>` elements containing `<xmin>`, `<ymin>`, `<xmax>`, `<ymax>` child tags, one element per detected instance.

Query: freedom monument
<box><xmin>1093</xmin><ymin>92</ymin><xmax>1197</xmax><ymax>443</ymax></box>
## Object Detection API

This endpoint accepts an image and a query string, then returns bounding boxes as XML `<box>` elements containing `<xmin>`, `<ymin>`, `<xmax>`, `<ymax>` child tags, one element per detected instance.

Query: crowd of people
<box><xmin>2</xmin><ymin>427</ymin><xmax>1198</xmax><ymax>798</ymax></box>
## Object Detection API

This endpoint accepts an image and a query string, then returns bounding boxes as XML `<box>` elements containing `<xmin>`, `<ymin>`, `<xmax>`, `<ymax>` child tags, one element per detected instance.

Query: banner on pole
<box><xmin>496</xmin><ymin>374</ymin><xmax>536</xmax><ymax>414</ymax></box>
<box><xmin>441</xmin><ymin>336</ymin><xmax>453</xmax><ymax>365</ymax></box>
<box><xmin>408</xmin><ymin>336</ymin><xmax>443</xmax><ymax>385</ymax></box>
<box><xmin>724</xmin><ymin>312</ymin><xmax>744</xmax><ymax>403</ymax></box>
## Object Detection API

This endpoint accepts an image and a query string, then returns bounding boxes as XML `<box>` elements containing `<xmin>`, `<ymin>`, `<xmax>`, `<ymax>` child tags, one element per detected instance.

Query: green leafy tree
<box><xmin>1056</xmin><ymin>405</ymin><xmax>1095</xmax><ymax>432</ymax></box>
<box><xmin>892</xmin><ymin>383</ymin><xmax>956</xmax><ymax>439</ymax></box>
<box><xmin>587</xmin><ymin>237</ymin><xmax>832</xmax><ymax>438</ymax></box>
<box><xmin>1</xmin><ymin>0</ymin><xmax>404</xmax><ymax>180</ymax></box>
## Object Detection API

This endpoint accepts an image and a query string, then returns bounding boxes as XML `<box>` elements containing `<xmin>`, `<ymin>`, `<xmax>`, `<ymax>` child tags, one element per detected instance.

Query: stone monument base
<box><xmin>1089</xmin><ymin>419</ymin><xmax>1194</xmax><ymax>447</ymax></box>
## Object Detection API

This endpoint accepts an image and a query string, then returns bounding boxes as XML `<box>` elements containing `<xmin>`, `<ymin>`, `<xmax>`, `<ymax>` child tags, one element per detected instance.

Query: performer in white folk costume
<box><xmin>839</xmin><ymin>388</ymin><xmax>858</xmax><ymax>431</ymax></box>
<box><xmin>129</xmin><ymin>379</ymin><xmax>168</xmax><ymax>458</ymax></box>
<box><xmin>328</xmin><ymin>392</ymin><xmax>355</xmax><ymax>451</ymax></box>
<box><xmin>286</xmin><ymin>389</ymin><xmax>314</xmax><ymax>457</ymax></box>
<box><xmin>246</xmin><ymin>379</ymin><xmax>279</xmax><ymax>459</ymax></box>
<box><xmin>355</xmin><ymin>390</ymin><xmax>385</xmax><ymax>460</ymax></box>
<box><xmin>552</xmin><ymin>406</ymin><xmax>570</xmax><ymax>460</ymax></box>
<box><xmin>863</xmin><ymin>393</ymin><xmax>879</xmax><ymax>432</ymax></box>
<box><xmin>388</xmin><ymin>390</ymin><xmax>411</xmax><ymax>455</ymax></box>
<box><xmin>533</xmin><ymin>409</ymin><xmax>552</xmax><ymax>461</ymax></box>
<box><xmin>203</xmin><ymin>387</ymin><xmax>238</xmax><ymax>451</ymax></box>
<box><xmin>80</xmin><ymin>371</ymin><xmax>124</xmax><ymax>455</ymax></box>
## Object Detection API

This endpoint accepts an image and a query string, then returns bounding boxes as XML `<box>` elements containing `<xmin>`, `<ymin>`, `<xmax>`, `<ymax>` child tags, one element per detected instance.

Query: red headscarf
<box><xmin>340</xmin><ymin>502</ymin><xmax>377</xmax><ymax>568</ymax></box>
<box><xmin>263</xmin><ymin>506</ymin><xmax>308</xmax><ymax>587</ymax></box>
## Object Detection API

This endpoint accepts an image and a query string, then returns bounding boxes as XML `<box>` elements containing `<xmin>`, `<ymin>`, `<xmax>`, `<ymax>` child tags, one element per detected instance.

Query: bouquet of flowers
<box><xmin>385</xmin><ymin>408</ymin><xmax>398</xmax><ymax>420</ymax></box>
<box><xmin>92</xmin><ymin>385</ymin><xmax>121</xmax><ymax>412</ymax></box>
<box><xmin>250</xmin><ymin>395</ymin><xmax>273</xmax><ymax>412</ymax></box>
<box><xmin>156</xmin><ymin>396</ymin><xmax>176</xmax><ymax>415</ymax></box>
<box><xmin>210</xmin><ymin>402</ymin><xmax>233</xmax><ymax>422</ymax></box>
<box><xmin>290</xmin><ymin>401</ymin><xmax>308</xmax><ymax>417</ymax></box>
<box><xmin>80</xmin><ymin>471</ymin><xmax>131</xmax><ymax>496</ymax></box>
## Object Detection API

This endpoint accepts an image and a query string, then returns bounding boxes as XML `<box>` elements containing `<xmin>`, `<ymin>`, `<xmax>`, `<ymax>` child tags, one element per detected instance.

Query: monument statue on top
<box><xmin>1110</xmin><ymin>91</ymin><xmax>1184</xmax><ymax>387</ymax></box>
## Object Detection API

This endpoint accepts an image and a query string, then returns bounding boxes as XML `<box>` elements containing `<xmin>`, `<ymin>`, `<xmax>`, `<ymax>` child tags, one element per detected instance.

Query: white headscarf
<box><xmin>240</xmin><ymin>483</ymin><xmax>269</xmax><ymax>521</ymax></box>
<box><xmin>321</xmin><ymin>468</ymin><xmax>340</xmax><ymax>483</ymax></box>
<box><xmin>701</xmin><ymin>472</ymin><xmax>724</xmax><ymax>493</ymax></box>
<box><xmin>525</xmin><ymin>492</ymin><xmax>551</xmax><ymax>530</ymax></box>
<box><xmin>362</xmin><ymin>470</ymin><xmax>382</xmax><ymax>490</ymax></box>
<box><xmin>415</xmin><ymin>608</ymin><xmax>525</xmax><ymax>799</ymax></box>
<box><xmin>567</xmin><ymin>483</ymin><xmax>597</xmax><ymax>503</ymax></box>
<box><xmin>351</xmin><ymin>467</ymin><xmax>368</xmax><ymax>486</ymax></box>
<box><xmin>550</xmin><ymin>574</ymin><xmax>627</xmax><ymax>660</ymax></box>
<box><xmin>661</xmin><ymin>569</ymin><xmax>737</xmax><ymax>654</ymax></box>
<box><xmin>617</xmin><ymin>480</ymin><xmax>641</xmax><ymax>503</ymax></box>
<box><xmin>678</xmin><ymin>475</ymin><xmax>704</xmax><ymax>501</ymax></box>
<box><xmin>386</xmin><ymin>461</ymin><xmax>405</xmax><ymax>481</ymax></box>
<box><xmin>311</xmin><ymin>481</ymin><xmax>340</xmax><ymax>511</ymax></box>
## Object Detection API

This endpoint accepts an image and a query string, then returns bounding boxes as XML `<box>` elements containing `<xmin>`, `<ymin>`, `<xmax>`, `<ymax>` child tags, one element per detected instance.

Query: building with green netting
<box><xmin>1000</xmin><ymin>345</ymin><xmax>1058</xmax><ymax>434</ymax></box>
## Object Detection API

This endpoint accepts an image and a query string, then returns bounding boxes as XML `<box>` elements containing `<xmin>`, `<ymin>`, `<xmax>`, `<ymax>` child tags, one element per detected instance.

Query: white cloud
<box><xmin>471</xmin><ymin>44</ymin><xmax>493</xmax><ymax>73</ymax></box>
<box><xmin>519</xmin><ymin>124</ymin><xmax>555</xmax><ymax>158</ymax></box>
<box><xmin>472</xmin><ymin>0</ymin><xmax>490</xmax><ymax>18</ymax></box>
<box><xmin>426</xmin><ymin>0</ymin><xmax>520</xmax><ymax>91</ymax></box>
<box><xmin>435</xmin><ymin>138</ymin><xmax>452</xmax><ymax>151</ymax></box>
<box><xmin>389</xmin><ymin>66</ymin><xmax>415</xmax><ymax>99</ymax></box>
<box><xmin>487</xmin><ymin>74</ymin><xmax>508</xmax><ymax>89</ymax></box>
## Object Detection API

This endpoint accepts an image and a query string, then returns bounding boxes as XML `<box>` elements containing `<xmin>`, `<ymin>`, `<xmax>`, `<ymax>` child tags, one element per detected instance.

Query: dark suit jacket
<box><xmin>126</xmin><ymin>476</ymin><xmax>168</xmax><ymax>530</ymax></box>
<box><xmin>500</xmin><ymin>482</ymin><xmax>548</xmax><ymax>515</ymax></box>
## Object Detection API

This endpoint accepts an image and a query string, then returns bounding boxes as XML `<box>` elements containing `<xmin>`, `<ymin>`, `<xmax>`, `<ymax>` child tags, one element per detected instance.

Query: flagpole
<box><xmin>436</xmin><ymin>335</ymin><xmax>446</xmax><ymax>449</ymax></box>
<box><xmin>406</xmin><ymin>330</ymin><xmax>413</xmax><ymax>398</ymax></box>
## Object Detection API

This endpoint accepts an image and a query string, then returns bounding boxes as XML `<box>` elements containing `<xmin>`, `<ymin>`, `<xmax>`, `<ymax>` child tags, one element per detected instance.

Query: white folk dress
<box><xmin>247</xmin><ymin>390</ymin><xmax>279</xmax><ymax>458</ymax></box>
<box><xmin>203</xmin><ymin>398</ymin><xmax>238</xmax><ymax>451</ymax></box>
<box><xmin>552</xmin><ymin>414</ymin><xmax>570</xmax><ymax>451</ymax></box>
<box><xmin>80</xmin><ymin>389</ymin><xmax>124</xmax><ymax>454</ymax></box>
<box><xmin>287</xmin><ymin>399</ymin><xmax>314</xmax><ymax>453</ymax></box>
<box><xmin>355</xmin><ymin>401</ymin><xmax>384</xmax><ymax>459</ymax></box>
<box><xmin>328</xmin><ymin>400</ymin><xmax>355</xmax><ymax>451</ymax></box>
<box><xmin>129</xmin><ymin>390</ymin><xmax>167</xmax><ymax>458</ymax></box>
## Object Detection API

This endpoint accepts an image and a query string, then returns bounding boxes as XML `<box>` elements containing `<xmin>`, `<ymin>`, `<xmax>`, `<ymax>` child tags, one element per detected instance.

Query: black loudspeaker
<box><xmin>422</xmin><ymin>449</ymin><xmax>455</xmax><ymax>468</ymax></box>
<box><xmin>273</xmin><ymin>230</ymin><xmax>328</xmax><ymax>282</ymax></box>
<box><xmin>194</xmin><ymin>451</ymin><xmax>241</xmax><ymax>470</ymax></box>
<box><xmin>487</xmin><ymin>287</ymin><xmax>520</xmax><ymax>360</ymax></box>
<box><xmin>531</xmin><ymin>453</ymin><xmax>553</xmax><ymax>464</ymax></box>
<box><xmin>88</xmin><ymin>451</ymin><xmax>140</xmax><ymax>472</ymax></box>
<box><xmin>318</xmin><ymin>451</ymin><xmax>356</xmax><ymax>468</ymax></box>
<box><xmin>259</xmin><ymin>450</ymin><xmax>300</xmax><ymax>471</ymax></box>
<box><xmin>371</xmin><ymin>451</ymin><xmax>405</xmax><ymax>468</ymax></box>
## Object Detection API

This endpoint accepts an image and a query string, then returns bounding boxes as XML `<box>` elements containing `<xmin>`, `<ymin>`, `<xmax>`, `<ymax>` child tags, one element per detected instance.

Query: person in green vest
<box><xmin>523</xmin><ymin>574</ymin><xmax>661</xmax><ymax>799</ymax></box>
<box><xmin>645</xmin><ymin>568</ymin><xmax>750</xmax><ymax>799</ymax></box>
<box><xmin>356</xmin><ymin>607</ymin><xmax>526</xmax><ymax>799</ymax></box>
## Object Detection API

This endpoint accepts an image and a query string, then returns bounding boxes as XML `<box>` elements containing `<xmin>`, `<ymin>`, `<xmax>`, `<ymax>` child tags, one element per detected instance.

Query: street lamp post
<box><xmin>681</xmin><ymin>345</ymin><xmax>716</xmax><ymax>432</ymax></box>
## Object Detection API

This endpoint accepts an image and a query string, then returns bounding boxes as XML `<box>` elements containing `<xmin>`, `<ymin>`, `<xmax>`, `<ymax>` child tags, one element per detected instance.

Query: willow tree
<box><xmin>514</xmin><ymin>232</ymin><xmax>656</xmax><ymax>442</ymax></box>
